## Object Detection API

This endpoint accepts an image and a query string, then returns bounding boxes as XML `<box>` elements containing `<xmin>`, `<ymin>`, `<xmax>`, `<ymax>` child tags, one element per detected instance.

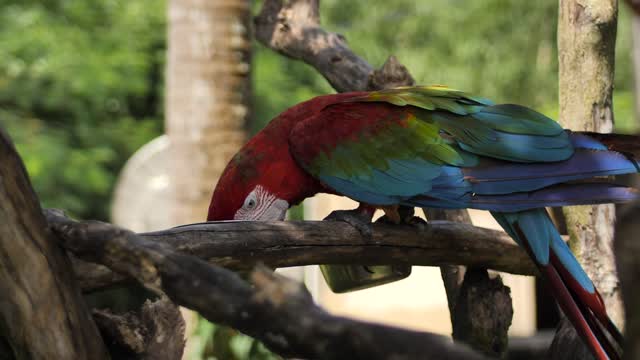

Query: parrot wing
<box><xmin>288</xmin><ymin>85</ymin><xmax>603</xmax><ymax>207</ymax></box>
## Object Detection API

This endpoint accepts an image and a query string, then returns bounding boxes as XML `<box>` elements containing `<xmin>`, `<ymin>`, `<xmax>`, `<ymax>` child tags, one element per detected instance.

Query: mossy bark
<box><xmin>554</xmin><ymin>2</ymin><xmax>622</xmax><ymax>358</ymax></box>
<box><xmin>557</xmin><ymin>0</ymin><xmax>622</xmax><ymax>327</ymax></box>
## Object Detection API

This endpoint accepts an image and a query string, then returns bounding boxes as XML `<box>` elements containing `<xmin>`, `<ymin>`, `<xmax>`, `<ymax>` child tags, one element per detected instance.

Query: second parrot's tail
<box><xmin>492</xmin><ymin>209</ymin><xmax>622</xmax><ymax>360</ymax></box>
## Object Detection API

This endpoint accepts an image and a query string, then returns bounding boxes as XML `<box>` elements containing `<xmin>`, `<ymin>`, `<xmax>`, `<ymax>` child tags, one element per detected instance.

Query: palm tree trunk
<box><xmin>166</xmin><ymin>1</ymin><xmax>252</xmax><ymax>358</ymax></box>
<box><xmin>166</xmin><ymin>0</ymin><xmax>252</xmax><ymax>225</ymax></box>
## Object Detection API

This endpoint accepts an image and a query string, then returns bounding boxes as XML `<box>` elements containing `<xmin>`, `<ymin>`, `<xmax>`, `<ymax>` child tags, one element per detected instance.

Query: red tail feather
<box><xmin>539</xmin><ymin>263</ymin><xmax>612</xmax><ymax>360</ymax></box>
<box><xmin>513</xmin><ymin>224</ymin><xmax>622</xmax><ymax>360</ymax></box>
<box><xmin>549</xmin><ymin>251</ymin><xmax>623</xmax><ymax>359</ymax></box>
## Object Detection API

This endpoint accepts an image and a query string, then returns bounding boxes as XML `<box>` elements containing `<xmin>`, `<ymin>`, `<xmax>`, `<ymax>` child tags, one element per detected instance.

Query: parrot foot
<box><xmin>376</xmin><ymin>206</ymin><xmax>426</xmax><ymax>228</ymax></box>
<box><xmin>406</xmin><ymin>215</ymin><xmax>427</xmax><ymax>225</ymax></box>
<box><xmin>324</xmin><ymin>209</ymin><xmax>374</xmax><ymax>240</ymax></box>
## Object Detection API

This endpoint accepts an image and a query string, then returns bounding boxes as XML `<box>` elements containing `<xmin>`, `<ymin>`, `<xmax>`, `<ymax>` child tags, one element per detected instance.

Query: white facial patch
<box><xmin>234</xmin><ymin>185</ymin><xmax>289</xmax><ymax>221</ymax></box>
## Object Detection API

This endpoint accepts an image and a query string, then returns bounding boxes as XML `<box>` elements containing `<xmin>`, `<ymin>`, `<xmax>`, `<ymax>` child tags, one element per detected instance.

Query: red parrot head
<box><xmin>206</xmin><ymin>110</ymin><xmax>323</xmax><ymax>221</ymax></box>
<box><xmin>206</xmin><ymin>146</ymin><xmax>292</xmax><ymax>221</ymax></box>
<box><xmin>207</xmin><ymin>93</ymin><xmax>355</xmax><ymax>222</ymax></box>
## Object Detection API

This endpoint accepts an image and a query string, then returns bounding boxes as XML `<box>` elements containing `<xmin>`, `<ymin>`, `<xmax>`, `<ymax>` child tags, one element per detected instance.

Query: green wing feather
<box><xmin>346</xmin><ymin>85</ymin><xmax>570</xmax><ymax>163</ymax></box>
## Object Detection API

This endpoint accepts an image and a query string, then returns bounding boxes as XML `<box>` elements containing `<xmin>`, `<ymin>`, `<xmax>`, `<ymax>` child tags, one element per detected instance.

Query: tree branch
<box><xmin>47</xmin><ymin>210</ymin><xmax>489</xmax><ymax>360</ymax></box>
<box><xmin>254</xmin><ymin>0</ymin><xmax>374</xmax><ymax>92</ymax></box>
<box><xmin>50</xmin><ymin>211</ymin><xmax>536</xmax><ymax>292</ymax></box>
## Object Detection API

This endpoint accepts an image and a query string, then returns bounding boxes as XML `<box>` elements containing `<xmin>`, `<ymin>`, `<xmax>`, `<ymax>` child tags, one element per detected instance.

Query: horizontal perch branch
<box><xmin>46</xmin><ymin>209</ymin><xmax>488</xmax><ymax>360</ymax></box>
<box><xmin>46</xmin><ymin>210</ymin><xmax>537</xmax><ymax>292</ymax></box>
<box><xmin>148</xmin><ymin>219</ymin><xmax>537</xmax><ymax>274</ymax></box>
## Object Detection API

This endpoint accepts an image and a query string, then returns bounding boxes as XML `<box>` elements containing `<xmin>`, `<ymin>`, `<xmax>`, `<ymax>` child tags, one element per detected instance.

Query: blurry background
<box><xmin>1</xmin><ymin>0</ymin><xmax>638</xmax><ymax>359</ymax></box>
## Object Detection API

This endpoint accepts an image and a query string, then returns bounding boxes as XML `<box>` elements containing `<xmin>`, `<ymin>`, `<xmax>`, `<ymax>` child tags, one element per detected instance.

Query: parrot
<box><xmin>207</xmin><ymin>85</ymin><xmax>638</xmax><ymax>360</ymax></box>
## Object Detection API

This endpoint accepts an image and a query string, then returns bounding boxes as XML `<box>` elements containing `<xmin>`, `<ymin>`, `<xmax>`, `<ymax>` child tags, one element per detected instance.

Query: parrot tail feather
<box><xmin>492</xmin><ymin>209</ymin><xmax>622</xmax><ymax>360</ymax></box>
<box><xmin>539</xmin><ymin>259</ymin><xmax>617</xmax><ymax>360</ymax></box>
<box><xmin>550</xmin><ymin>251</ymin><xmax>624</xmax><ymax>347</ymax></box>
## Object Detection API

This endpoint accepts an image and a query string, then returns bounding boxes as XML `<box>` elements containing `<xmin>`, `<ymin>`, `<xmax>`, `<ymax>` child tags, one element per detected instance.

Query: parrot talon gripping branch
<box><xmin>324</xmin><ymin>207</ymin><xmax>376</xmax><ymax>240</ymax></box>
<box><xmin>208</xmin><ymin>85</ymin><xmax>638</xmax><ymax>360</ymax></box>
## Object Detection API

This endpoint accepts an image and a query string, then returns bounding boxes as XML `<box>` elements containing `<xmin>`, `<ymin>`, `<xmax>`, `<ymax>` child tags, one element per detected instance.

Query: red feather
<box><xmin>207</xmin><ymin>92</ymin><xmax>363</xmax><ymax>220</ymax></box>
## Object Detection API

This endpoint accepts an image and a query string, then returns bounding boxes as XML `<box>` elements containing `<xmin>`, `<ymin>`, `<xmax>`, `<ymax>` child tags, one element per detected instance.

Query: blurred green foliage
<box><xmin>0</xmin><ymin>0</ymin><xmax>165</xmax><ymax>219</ymax></box>
<box><xmin>0</xmin><ymin>1</ymin><xmax>638</xmax><ymax>359</ymax></box>
<box><xmin>189</xmin><ymin>319</ymin><xmax>280</xmax><ymax>360</ymax></box>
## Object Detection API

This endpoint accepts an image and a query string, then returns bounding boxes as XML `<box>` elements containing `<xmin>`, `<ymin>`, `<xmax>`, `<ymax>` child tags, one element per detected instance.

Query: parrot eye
<box><xmin>246</xmin><ymin>198</ymin><xmax>256</xmax><ymax>209</ymax></box>
<box><xmin>234</xmin><ymin>185</ymin><xmax>289</xmax><ymax>221</ymax></box>
<box><xmin>244</xmin><ymin>192</ymin><xmax>258</xmax><ymax>209</ymax></box>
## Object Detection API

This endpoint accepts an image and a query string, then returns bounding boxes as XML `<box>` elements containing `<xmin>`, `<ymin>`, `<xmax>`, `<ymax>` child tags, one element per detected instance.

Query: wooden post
<box><xmin>166</xmin><ymin>0</ymin><xmax>252</xmax><ymax>225</ymax></box>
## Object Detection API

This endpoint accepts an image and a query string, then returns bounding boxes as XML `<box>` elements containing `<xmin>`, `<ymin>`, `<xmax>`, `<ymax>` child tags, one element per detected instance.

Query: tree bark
<box><xmin>558</xmin><ymin>0</ymin><xmax>621</xmax><ymax>321</ymax></box>
<box><xmin>166</xmin><ymin>0</ymin><xmax>252</xmax><ymax>225</ymax></box>
<box><xmin>615</xmin><ymin>201</ymin><xmax>640</xmax><ymax>359</ymax></box>
<box><xmin>555</xmin><ymin>0</ymin><xmax>620</xmax><ymax>357</ymax></box>
<box><xmin>0</xmin><ymin>128</ymin><xmax>109</xmax><ymax>359</ymax></box>
<box><xmin>92</xmin><ymin>297</ymin><xmax>185</xmax><ymax>359</ymax></box>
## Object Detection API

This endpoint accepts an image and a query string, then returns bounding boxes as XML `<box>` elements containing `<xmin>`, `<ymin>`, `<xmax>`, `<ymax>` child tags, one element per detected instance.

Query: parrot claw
<box><xmin>377</xmin><ymin>206</ymin><xmax>426</xmax><ymax>228</ymax></box>
<box><xmin>377</xmin><ymin>214</ymin><xmax>427</xmax><ymax>231</ymax></box>
<box><xmin>406</xmin><ymin>216</ymin><xmax>428</xmax><ymax>229</ymax></box>
<box><xmin>324</xmin><ymin>209</ymin><xmax>374</xmax><ymax>240</ymax></box>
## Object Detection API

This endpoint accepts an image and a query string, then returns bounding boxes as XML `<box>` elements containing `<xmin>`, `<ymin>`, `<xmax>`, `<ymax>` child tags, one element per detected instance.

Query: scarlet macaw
<box><xmin>208</xmin><ymin>86</ymin><xmax>636</xmax><ymax>360</ymax></box>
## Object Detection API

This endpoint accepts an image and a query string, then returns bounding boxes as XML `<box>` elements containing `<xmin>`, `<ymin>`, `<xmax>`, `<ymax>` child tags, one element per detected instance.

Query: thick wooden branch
<box><xmin>254</xmin><ymin>0</ymin><xmax>374</xmax><ymax>92</ymax></box>
<box><xmin>254</xmin><ymin>0</ymin><xmax>415</xmax><ymax>91</ymax></box>
<box><xmin>47</xmin><ymin>211</ymin><xmax>489</xmax><ymax>360</ymax></box>
<box><xmin>51</xmin><ymin>212</ymin><xmax>536</xmax><ymax>292</ymax></box>
<box><xmin>0</xmin><ymin>128</ymin><xmax>108</xmax><ymax>359</ymax></box>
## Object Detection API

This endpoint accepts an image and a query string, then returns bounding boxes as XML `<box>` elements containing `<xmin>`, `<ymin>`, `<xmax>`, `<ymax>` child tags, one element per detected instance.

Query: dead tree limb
<box><xmin>47</xmin><ymin>210</ymin><xmax>489</xmax><ymax>360</ymax></box>
<box><xmin>255</xmin><ymin>0</ymin><xmax>374</xmax><ymax>92</ymax></box>
<box><xmin>55</xmin><ymin>213</ymin><xmax>537</xmax><ymax>293</ymax></box>
<box><xmin>0</xmin><ymin>128</ymin><xmax>109</xmax><ymax>359</ymax></box>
